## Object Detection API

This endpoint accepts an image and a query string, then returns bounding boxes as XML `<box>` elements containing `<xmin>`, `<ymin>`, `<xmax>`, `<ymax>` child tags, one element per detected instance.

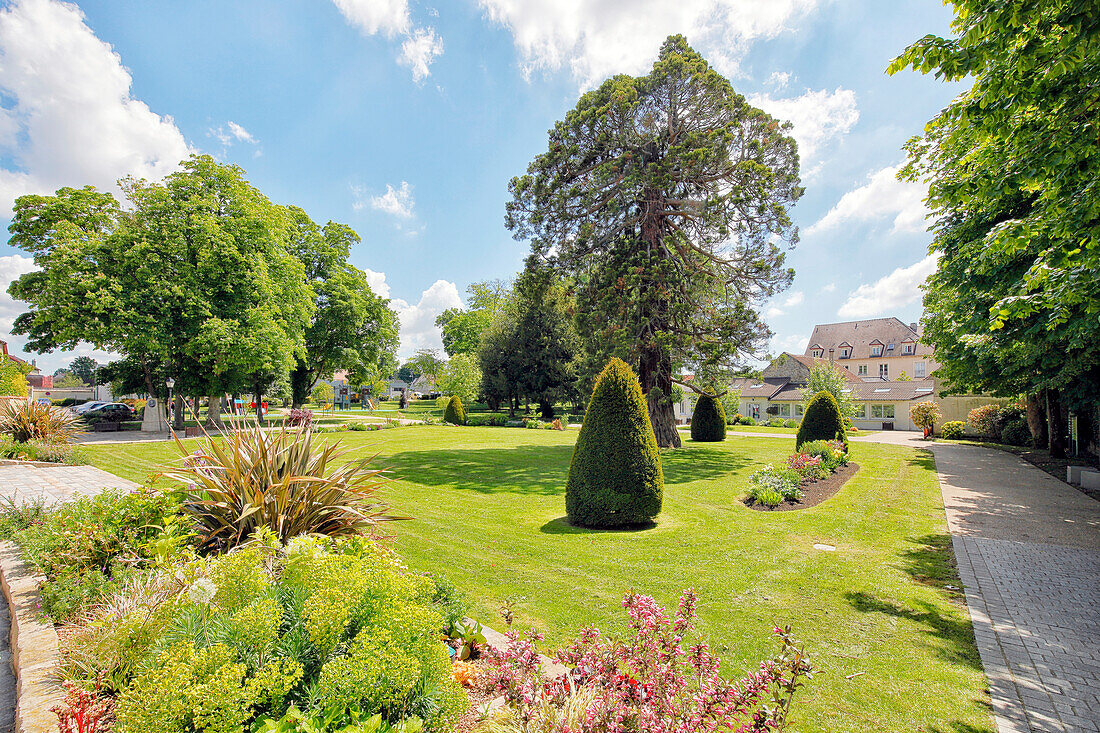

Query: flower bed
<box><xmin>744</xmin><ymin>440</ymin><xmax>853</xmax><ymax>510</ymax></box>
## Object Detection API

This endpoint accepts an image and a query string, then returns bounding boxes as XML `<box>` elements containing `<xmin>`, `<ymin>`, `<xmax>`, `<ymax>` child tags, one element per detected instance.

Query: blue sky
<box><xmin>0</xmin><ymin>0</ymin><xmax>967</xmax><ymax>374</ymax></box>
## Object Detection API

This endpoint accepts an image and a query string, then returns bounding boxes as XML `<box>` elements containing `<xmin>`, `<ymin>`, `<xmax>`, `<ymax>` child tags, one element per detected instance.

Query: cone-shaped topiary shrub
<box><xmin>566</xmin><ymin>358</ymin><xmax>663</xmax><ymax>528</ymax></box>
<box><xmin>796</xmin><ymin>391</ymin><xmax>847</xmax><ymax>450</ymax></box>
<box><xmin>690</xmin><ymin>392</ymin><xmax>726</xmax><ymax>442</ymax></box>
<box><xmin>444</xmin><ymin>395</ymin><xmax>467</xmax><ymax>425</ymax></box>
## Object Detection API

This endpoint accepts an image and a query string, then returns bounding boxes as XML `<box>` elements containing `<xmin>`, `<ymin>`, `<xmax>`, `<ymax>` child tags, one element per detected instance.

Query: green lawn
<box><xmin>82</xmin><ymin>427</ymin><xmax>990</xmax><ymax>733</ymax></box>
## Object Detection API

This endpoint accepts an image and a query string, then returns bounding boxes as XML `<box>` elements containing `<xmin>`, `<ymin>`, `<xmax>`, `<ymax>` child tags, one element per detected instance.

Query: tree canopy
<box><xmin>505</xmin><ymin>35</ymin><xmax>801</xmax><ymax>447</ymax></box>
<box><xmin>890</xmin><ymin>0</ymin><xmax>1100</xmax><ymax>455</ymax></box>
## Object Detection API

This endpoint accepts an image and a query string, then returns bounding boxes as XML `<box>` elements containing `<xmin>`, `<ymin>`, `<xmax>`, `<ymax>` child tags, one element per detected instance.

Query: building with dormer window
<box><xmin>803</xmin><ymin>318</ymin><xmax>939</xmax><ymax>381</ymax></box>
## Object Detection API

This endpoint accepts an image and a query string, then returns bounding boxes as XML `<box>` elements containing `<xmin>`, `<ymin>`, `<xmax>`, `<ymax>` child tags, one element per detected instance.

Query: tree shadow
<box><xmin>539</xmin><ymin>516</ymin><xmax>657</xmax><ymax>535</ymax></box>
<box><xmin>386</xmin><ymin>442</ymin><xmax>748</xmax><ymax>496</ymax></box>
<box><xmin>923</xmin><ymin>719</ymin><xmax>995</xmax><ymax>733</ymax></box>
<box><xmin>660</xmin><ymin>446</ymin><xmax>752</xmax><ymax>485</ymax></box>
<box><xmin>908</xmin><ymin>447</ymin><xmax>937</xmax><ymax>472</ymax></box>
<box><xmin>386</xmin><ymin>443</ymin><xmax>575</xmax><ymax>495</ymax></box>
<box><xmin>900</xmin><ymin>533</ymin><xmax>965</xmax><ymax>601</ymax></box>
<box><xmin>845</xmin><ymin>591</ymin><xmax>983</xmax><ymax>671</ymax></box>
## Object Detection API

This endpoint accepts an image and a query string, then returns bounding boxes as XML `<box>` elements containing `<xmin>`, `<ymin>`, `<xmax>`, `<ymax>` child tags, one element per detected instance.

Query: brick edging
<box><xmin>0</xmin><ymin>542</ymin><xmax>61</xmax><ymax>733</ymax></box>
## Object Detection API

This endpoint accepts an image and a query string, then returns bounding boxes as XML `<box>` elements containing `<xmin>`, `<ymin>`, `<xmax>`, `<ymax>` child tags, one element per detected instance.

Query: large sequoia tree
<box><xmin>505</xmin><ymin>35</ymin><xmax>801</xmax><ymax>447</ymax></box>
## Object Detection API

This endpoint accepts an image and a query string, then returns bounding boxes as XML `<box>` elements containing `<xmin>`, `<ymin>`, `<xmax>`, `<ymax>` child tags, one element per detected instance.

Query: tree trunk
<box><xmin>639</xmin><ymin>343</ymin><xmax>680</xmax><ymax>448</ymax></box>
<box><xmin>207</xmin><ymin>392</ymin><xmax>223</xmax><ymax>429</ymax></box>
<box><xmin>255</xmin><ymin>386</ymin><xmax>265</xmax><ymax>426</ymax></box>
<box><xmin>1047</xmin><ymin>389</ymin><xmax>1067</xmax><ymax>458</ymax></box>
<box><xmin>290</xmin><ymin>361</ymin><xmax>311</xmax><ymax>409</ymax></box>
<box><xmin>172</xmin><ymin>394</ymin><xmax>184</xmax><ymax>430</ymax></box>
<box><xmin>1026</xmin><ymin>392</ymin><xmax>1048</xmax><ymax>449</ymax></box>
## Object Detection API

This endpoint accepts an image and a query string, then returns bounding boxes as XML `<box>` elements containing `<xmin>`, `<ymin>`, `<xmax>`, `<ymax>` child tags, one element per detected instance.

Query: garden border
<box><xmin>0</xmin><ymin>541</ymin><xmax>62</xmax><ymax>733</ymax></box>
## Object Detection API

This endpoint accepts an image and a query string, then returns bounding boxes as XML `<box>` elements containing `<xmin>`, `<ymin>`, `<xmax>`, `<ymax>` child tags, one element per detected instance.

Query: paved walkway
<box><xmin>0</xmin><ymin>464</ymin><xmax>138</xmax><ymax>505</ymax></box>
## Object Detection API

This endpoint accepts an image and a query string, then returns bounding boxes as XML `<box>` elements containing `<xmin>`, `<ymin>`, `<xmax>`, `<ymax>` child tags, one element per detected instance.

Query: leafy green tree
<box><xmin>407</xmin><ymin>349</ymin><xmax>444</xmax><ymax>383</ymax></box>
<box><xmin>310</xmin><ymin>381</ymin><xmax>334</xmax><ymax>406</ymax></box>
<box><xmin>511</xmin><ymin>258</ymin><xmax>578</xmax><ymax>418</ymax></box>
<box><xmin>478</xmin><ymin>308</ymin><xmax>523</xmax><ymax>414</ymax></box>
<box><xmin>566</xmin><ymin>358</ymin><xmax>663</xmax><ymax>527</ymax></box>
<box><xmin>285</xmin><ymin>209</ymin><xmax>398</xmax><ymax>407</ymax></box>
<box><xmin>436</xmin><ymin>309</ymin><xmax>492</xmax><ymax>358</ymax></box>
<box><xmin>68</xmin><ymin>356</ymin><xmax>98</xmax><ymax>385</ymax></box>
<box><xmin>506</xmin><ymin>35</ymin><xmax>801</xmax><ymax>448</ymax></box>
<box><xmin>8</xmin><ymin>156</ymin><xmax>314</xmax><ymax>427</ymax></box>
<box><xmin>890</xmin><ymin>0</ymin><xmax>1100</xmax><ymax>456</ymax></box>
<box><xmin>690</xmin><ymin>393</ymin><xmax>726</xmax><ymax>442</ymax></box>
<box><xmin>53</xmin><ymin>373</ymin><xmax>85</xmax><ymax>389</ymax></box>
<box><xmin>438</xmin><ymin>353</ymin><xmax>481</xmax><ymax>405</ymax></box>
<box><xmin>0</xmin><ymin>359</ymin><xmax>28</xmax><ymax>397</ymax></box>
<box><xmin>800</xmin><ymin>362</ymin><xmax>858</xmax><ymax>418</ymax></box>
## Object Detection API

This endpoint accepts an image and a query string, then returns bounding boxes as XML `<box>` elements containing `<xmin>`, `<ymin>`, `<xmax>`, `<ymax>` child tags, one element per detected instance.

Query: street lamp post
<box><xmin>166</xmin><ymin>377</ymin><xmax>176</xmax><ymax>433</ymax></box>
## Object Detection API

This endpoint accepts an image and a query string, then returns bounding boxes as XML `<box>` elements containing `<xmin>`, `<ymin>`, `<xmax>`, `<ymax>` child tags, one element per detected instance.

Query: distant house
<box><xmin>409</xmin><ymin>374</ymin><xmax>438</xmax><ymax>396</ymax></box>
<box><xmin>740</xmin><ymin>352</ymin><xmax>936</xmax><ymax>431</ymax></box>
<box><xmin>804</xmin><ymin>317</ymin><xmax>939</xmax><ymax>381</ymax></box>
<box><xmin>386</xmin><ymin>379</ymin><xmax>409</xmax><ymax>399</ymax></box>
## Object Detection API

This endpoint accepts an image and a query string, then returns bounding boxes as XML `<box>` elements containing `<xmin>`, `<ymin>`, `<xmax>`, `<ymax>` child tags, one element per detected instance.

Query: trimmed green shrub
<box><xmin>739</xmin><ymin>415</ymin><xmax>756</xmax><ymax>426</ymax></box>
<box><xmin>1001</xmin><ymin>418</ymin><xmax>1031</xmax><ymax>446</ymax></box>
<box><xmin>566</xmin><ymin>358</ymin><xmax>663</xmax><ymax>528</ymax></box>
<box><xmin>690</xmin><ymin>393</ymin><xmax>726</xmax><ymax>442</ymax></box>
<box><xmin>941</xmin><ymin>421</ymin><xmax>966</xmax><ymax>439</ymax></box>
<box><xmin>443</xmin><ymin>395</ymin><xmax>467</xmax><ymax>425</ymax></box>
<box><xmin>783</xmin><ymin>419</ymin><xmax>799</xmax><ymax>429</ymax></box>
<box><xmin>796</xmin><ymin>391</ymin><xmax>847</xmax><ymax>450</ymax></box>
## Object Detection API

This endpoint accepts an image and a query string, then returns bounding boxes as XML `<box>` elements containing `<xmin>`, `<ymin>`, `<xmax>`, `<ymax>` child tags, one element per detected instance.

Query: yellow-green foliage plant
<box><xmin>565</xmin><ymin>358</ymin><xmax>663</xmax><ymax>528</ymax></box>
<box><xmin>159</xmin><ymin>420</ymin><xmax>403</xmax><ymax>553</ymax></box>
<box><xmin>86</xmin><ymin>537</ymin><xmax>466</xmax><ymax>733</ymax></box>
<box><xmin>443</xmin><ymin>395</ymin><xmax>467</xmax><ymax>425</ymax></box>
<box><xmin>689</xmin><ymin>392</ymin><xmax>726</xmax><ymax>442</ymax></box>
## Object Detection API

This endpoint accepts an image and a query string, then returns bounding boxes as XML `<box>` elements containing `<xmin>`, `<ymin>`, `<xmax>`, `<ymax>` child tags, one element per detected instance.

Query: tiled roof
<box><xmin>739</xmin><ymin>378</ymin><xmax>789</xmax><ymax>399</ymax></box>
<box><xmin>805</xmin><ymin>318</ymin><xmax>934</xmax><ymax>359</ymax></box>
<box><xmin>848</xmin><ymin>379</ymin><xmax>936</xmax><ymax>401</ymax></box>
<box><xmin>784</xmin><ymin>353</ymin><xmax>862</xmax><ymax>382</ymax></box>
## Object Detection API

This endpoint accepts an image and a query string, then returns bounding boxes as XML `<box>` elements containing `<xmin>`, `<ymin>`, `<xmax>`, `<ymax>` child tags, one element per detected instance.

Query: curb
<box><xmin>0</xmin><ymin>542</ymin><xmax>61</xmax><ymax>733</ymax></box>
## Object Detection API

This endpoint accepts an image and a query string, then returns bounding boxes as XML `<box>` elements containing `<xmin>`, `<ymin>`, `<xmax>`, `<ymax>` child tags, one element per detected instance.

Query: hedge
<box><xmin>690</xmin><ymin>393</ymin><xmax>726</xmax><ymax>442</ymax></box>
<box><xmin>796</xmin><ymin>391</ymin><xmax>847</xmax><ymax>450</ymax></box>
<box><xmin>443</xmin><ymin>395</ymin><xmax>467</xmax><ymax>425</ymax></box>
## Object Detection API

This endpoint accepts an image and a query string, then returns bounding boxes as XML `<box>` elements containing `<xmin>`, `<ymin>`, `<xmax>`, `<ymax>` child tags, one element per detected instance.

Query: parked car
<box><xmin>82</xmin><ymin>403</ymin><xmax>134</xmax><ymax>422</ymax></box>
<box><xmin>72</xmin><ymin>401</ymin><xmax>108</xmax><ymax>414</ymax></box>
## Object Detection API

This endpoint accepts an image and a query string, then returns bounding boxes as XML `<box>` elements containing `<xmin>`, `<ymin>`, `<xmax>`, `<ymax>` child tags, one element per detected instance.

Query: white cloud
<box><xmin>0</xmin><ymin>254</ymin><xmax>37</xmax><ymax>333</ymax></box>
<box><xmin>479</xmin><ymin>0</ymin><xmax>822</xmax><ymax>89</ymax></box>
<box><xmin>748</xmin><ymin>87</ymin><xmax>858</xmax><ymax>162</ymax></box>
<box><xmin>398</xmin><ymin>27</ymin><xmax>444</xmax><ymax>83</ymax></box>
<box><xmin>821</xmin><ymin>283</ymin><xmax>836</xmax><ymax>293</ymax></box>
<box><xmin>783</xmin><ymin>291</ymin><xmax>804</xmax><ymax>308</ymax></box>
<box><xmin>331</xmin><ymin>0</ymin><xmax>443</xmax><ymax>81</ymax></box>
<box><xmin>766</xmin><ymin>70</ymin><xmax>791</xmax><ymax>89</ymax></box>
<box><xmin>226</xmin><ymin>121</ymin><xmax>256</xmax><ymax>144</ymax></box>
<box><xmin>367</xmin><ymin>181</ymin><xmax>415</xmax><ymax>218</ymax></box>
<box><xmin>837</xmin><ymin>254</ymin><xmax>940</xmax><ymax>319</ymax></box>
<box><xmin>808</xmin><ymin>165</ymin><xmax>929</xmax><ymax>236</ymax></box>
<box><xmin>331</xmin><ymin>0</ymin><xmax>410</xmax><ymax>37</ymax></box>
<box><xmin>765</xmin><ymin>306</ymin><xmax>784</xmax><ymax>318</ymax></box>
<box><xmin>0</xmin><ymin>0</ymin><xmax>190</xmax><ymax>212</ymax></box>
<box><xmin>362</xmin><ymin>268</ymin><xmax>391</xmax><ymax>299</ymax></box>
<box><xmin>390</xmin><ymin>279</ymin><xmax>463</xmax><ymax>356</ymax></box>
<box><xmin>771</xmin><ymin>332</ymin><xmax>809</xmax><ymax>355</ymax></box>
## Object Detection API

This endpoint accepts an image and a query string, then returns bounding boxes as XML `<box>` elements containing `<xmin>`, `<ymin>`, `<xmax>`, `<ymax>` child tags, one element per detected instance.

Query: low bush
<box><xmin>159</xmin><ymin>422</ymin><xmax>400</xmax><ymax>553</ymax></box>
<box><xmin>467</xmin><ymin>414</ymin><xmax>507</xmax><ymax>427</ymax></box>
<box><xmin>747</xmin><ymin>465</ymin><xmax>801</xmax><ymax>505</ymax></box>
<box><xmin>443</xmin><ymin>396</ymin><xmax>466</xmax><ymax>425</ymax></box>
<box><xmin>285</xmin><ymin>408</ymin><xmax>314</xmax><ymax>429</ymax></box>
<box><xmin>783</xmin><ymin>419</ymin><xmax>799</xmax><ymax>428</ymax></box>
<box><xmin>766</xmin><ymin>418</ymin><xmax>785</xmax><ymax>428</ymax></box>
<box><xmin>67</xmin><ymin>537</ymin><xmax>467</xmax><ymax>732</ymax></box>
<box><xmin>738</xmin><ymin>415</ymin><xmax>756</xmax><ymax>426</ymax></box>
<box><xmin>798</xmin><ymin>440</ymin><xmax>848</xmax><ymax>471</ymax></box>
<box><xmin>967</xmin><ymin>404</ymin><xmax>1002</xmax><ymax>439</ymax></box>
<box><xmin>483</xmin><ymin>590</ymin><xmax>815</xmax><ymax>732</ymax></box>
<box><xmin>0</xmin><ymin>400</ymin><xmax>84</xmax><ymax>444</ymax></box>
<box><xmin>787</xmin><ymin>452</ymin><xmax>827</xmax><ymax>482</ymax></box>
<box><xmin>941</xmin><ymin>421</ymin><xmax>966</xmax><ymax>439</ymax></box>
<box><xmin>1001</xmin><ymin>418</ymin><xmax>1032</xmax><ymax>446</ymax></box>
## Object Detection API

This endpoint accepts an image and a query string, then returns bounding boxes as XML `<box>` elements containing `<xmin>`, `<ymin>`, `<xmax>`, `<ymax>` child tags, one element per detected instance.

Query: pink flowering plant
<box><xmin>786</xmin><ymin>452</ymin><xmax>825</xmax><ymax>481</ymax></box>
<box><xmin>485</xmin><ymin>590</ymin><xmax>816</xmax><ymax>732</ymax></box>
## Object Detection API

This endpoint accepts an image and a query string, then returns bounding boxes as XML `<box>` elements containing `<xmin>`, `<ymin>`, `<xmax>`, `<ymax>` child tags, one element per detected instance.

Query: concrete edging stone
<box><xmin>0</xmin><ymin>541</ymin><xmax>61</xmax><ymax>733</ymax></box>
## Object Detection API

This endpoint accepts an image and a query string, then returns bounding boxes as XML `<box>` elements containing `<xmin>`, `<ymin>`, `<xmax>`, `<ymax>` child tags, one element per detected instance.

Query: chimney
<box><xmin>828</xmin><ymin>347</ymin><xmax>835</xmax><ymax>363</ymax></box>
<box><xmin>910</xmin><ymin>322</ymin><xmax>918</xmax><ymax>331</ymax></box>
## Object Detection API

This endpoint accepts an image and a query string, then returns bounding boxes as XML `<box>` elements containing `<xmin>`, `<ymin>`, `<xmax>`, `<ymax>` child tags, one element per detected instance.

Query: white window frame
<box><xmin>871</xmin><ymin>404</ymin><xmax>896</xmax><ymax>419</ymax></box>
<box><xmin>778</xmin><ymin>403</ymin><xmax>791</xmax><ymax>417</ymax></box>
<box><xmin>871</xmin><ymin>345</ymin><xmax>883</xmax><ymax>356</ymax></box>
<box><xmin>914</xmin><ymin>362</ymin><xmax>926</xmax><ymax>378</ymax></box>
<box><xmin>903</xmin><ymin>343</ymin><xmax>914</xmax><ymax>355</ymax></box>
<box><xmin>812</xmin><ymin>349</ymin><xmax>822</xmax><ymax>358</ymax></box>
<box><xmin>840</xmin><ymin>347</ymin><xmax>850</xmax><ymax>358</ymax></box>
<box><xmin>879</xmin><ymin>363</ymin><xmax>889</xmax><ymax>379</ymax></box>
<box><xmin>795</xmin><ymin>404</ymin><xmax>804</xmax><ymax>417</ymax></box>
<box><xmin>857</xmin><ymin>365</ymin><xmax>868</xmax><ymax>376</ymax></box>
<box><xmin>852</xmin><ymin>404</ymin><xmax>865</xmax><ymax>418</ymax></box>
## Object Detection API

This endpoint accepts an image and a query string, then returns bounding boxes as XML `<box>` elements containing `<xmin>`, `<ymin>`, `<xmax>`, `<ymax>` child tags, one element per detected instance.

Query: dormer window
<box><xmin>871</xmin><ymin>345</ymin><xmax>882</xmax><ymax>356</ymax></box>
<box><xmin>812</xmin><ymin>349</ymin><xmax>822</xmax><ymax>358</ymax></box>
<box><xmin>840</xmin><ymin>348</ymin><xmax>850</xmax><ymax>358</ymax></box>
<box><xmin>903</xmin><ymin>343</ymin><xmax>914</xmax><ymax>355</ymax></box>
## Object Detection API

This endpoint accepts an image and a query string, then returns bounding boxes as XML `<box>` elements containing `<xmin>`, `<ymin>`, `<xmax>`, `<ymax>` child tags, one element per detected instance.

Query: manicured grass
<box><xmin>83</xmin><ymin>427</ymin><xmax>990</xmax><ymax>733</ymax></box>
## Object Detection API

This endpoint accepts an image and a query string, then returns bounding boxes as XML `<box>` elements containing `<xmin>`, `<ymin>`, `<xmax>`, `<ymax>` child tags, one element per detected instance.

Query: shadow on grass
<box><xmin>924</xmin><ymin>719</ymin><xmax>995</xmax><ymax>733</ymax></box>
<box><xmin>845</xmin><ymin>591</ymin><xmax>982</xmax><ymax>671</ymax></box>
<box><xmin>387</xmin><ymin>444</ymin><xmax>575</xmax><ymax>495</ymax></box>
<box><xmin>900</xmin><ymin>533</ymin><xmax>966</xmax><ymax>601</ymax></box>
<box><xmin>539</xmin><ymin>516</ymin><xmax>657</xmax><ymax>535</ymax></box>
<box><xmin>908</xmin><ymin>447</ymin><xmax>937</xmax><ymax>472</ymax></box>
<box><xmin>387</xmin><ymin>441</ymin><xmax>746</xmax><ymax>495</ymax></box>
<box><xmin>660</xmin><ymin>446</ymin><xmax>752</xmax><ymax>485</ymax></box>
